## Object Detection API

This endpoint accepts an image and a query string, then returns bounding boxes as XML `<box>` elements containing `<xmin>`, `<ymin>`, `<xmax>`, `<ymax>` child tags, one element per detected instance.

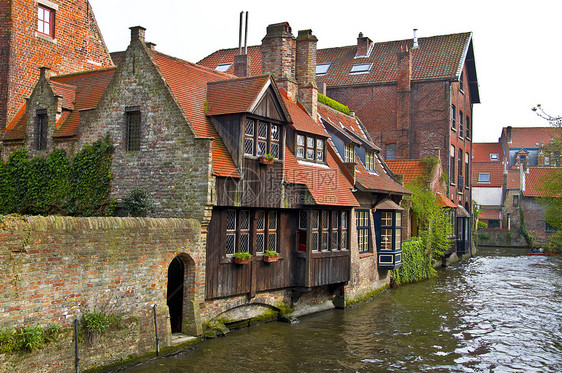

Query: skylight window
<box><xmin>216</xmin><ymin>63</ymin><xmax>232</xmax><ymax>72</ymax></box>
<box><xmin>316</xmin><ymin>63</ymin><xmax>331</xmax><ymax>75</ymax></box>
<box><xmin>350</xmin><ymin>63</ymin><xmax>372</xmax><ymax>74</ymax></box>
<box><xmin>490</xmin><ymin>153</ymin><xmax>499</xmax><ymax>161</ymax></box>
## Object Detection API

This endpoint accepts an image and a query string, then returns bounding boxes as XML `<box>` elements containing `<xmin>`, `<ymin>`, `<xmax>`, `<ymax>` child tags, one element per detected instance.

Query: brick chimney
<box><xmin>396</xmin><ymin>46</ymin><xmax>411</xmax><ymax>130</ymax></box>
<box><xmin>261</xmin><ymin>22</ymin><xmax>297</xmax><ymax>100</ymax></box>
<box><xmin>296</xmin><ymin>29</ymin><xmax>318</xmax><ymax>121</ymax></box>
<box><xmin>130</xmin><ymin>26</ymin><xmax>146</xmax><ymax>44</ymax></box>
<box><xmin>234</xmin><ymin>54</ymin><xmax>251</xmax><ymax>77</ymax></box>
<box><xmin>356</xmin><ymin>32</ymin><xmax>373</xmax><ymax>57</ymax></box>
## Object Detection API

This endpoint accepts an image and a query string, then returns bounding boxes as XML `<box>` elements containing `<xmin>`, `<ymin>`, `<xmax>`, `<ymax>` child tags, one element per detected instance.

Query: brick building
<box><xmin>0</xmin><ymin>0</ymin><xmax>112</xmax><ymax>132</ymax></box>
<box><xmin>199</xmin><ymin>31</ymin><xmax>480</xmax><ymax>213</ymax></box>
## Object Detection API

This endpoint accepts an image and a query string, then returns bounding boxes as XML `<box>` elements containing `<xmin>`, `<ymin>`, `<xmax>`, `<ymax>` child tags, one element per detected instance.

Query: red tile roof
<box><xmin>284</xmin><ymin>144</ymin><xmax>358</xmax><ymax>206</ymax></box>
<box><xmin>437</xmin><ymin>192</ymin><xmax>456</xmax><ymax>208</ymax></box>
<box><xmin>317</xmin><ymin>104</ymin><xmax>378</xmax><ymax>150</ymax></box>
<box><xmin>472</xmin><ymin>142</ymin><xmax>504</xmax><ymax>162</ymax></box>
<box><xmin>354</xmin><ymin>153</ymin><xmax>410</xmax><ymax>195</ymax></box>
<box><xmin>3</xmin><ymin>104</ymin><xmax>27</xmax><ymax>141</ymax></box>
<box><xmin>507</xmin><ymin>170</ymin><xmax>521</xmax><ymax>189</ymax></box>
<box><xmin>502</xmin><ymin>127</ymin><xmax>557</xmax><ymax>149</ymax></box>
<box><xmin>149</xmin><ymin>50</ymin><xmax>240</xmax><ymax>178</ymax></box>
<box><xmin>385</xmin><ymin>159</ymin><xmax>426</xmax><ymax>186</ymax></box>
<box><xmin>198</xmin><ymin>32</ymin><xmax>475</xmax><ymax>93</ymax></box>
<box><xmin>524</xmin><ymin>167</ymin><xmax>560</xmax><ymax>197</ymax></box>
<box><xmin>480</xmin><ymin>208</ymin><xmax>501</xmax><ymax>221</ymax></box>
<box><xmin>281</xmin><ymin>92</ymin><xmax>328</xmax><ymax>137</ymax></box>
<box><xmin>472</xmin><ymin>161</ymin><xmax>504</xmax><ymax>188</ymax></box>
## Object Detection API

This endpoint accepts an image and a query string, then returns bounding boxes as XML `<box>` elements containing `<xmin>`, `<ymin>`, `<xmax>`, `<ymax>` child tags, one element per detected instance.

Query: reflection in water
<box><xmin>125</xmin><ymin>248</ymin><xmax>561</xmax><ymax>373</ymax></box>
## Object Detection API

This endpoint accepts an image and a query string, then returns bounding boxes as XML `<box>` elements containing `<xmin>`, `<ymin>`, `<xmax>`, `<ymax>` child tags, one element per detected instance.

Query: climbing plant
<box><xmin>391</xmin><ymin>238</ymin><xmax>437</xmax><ymax>285</ymax></box>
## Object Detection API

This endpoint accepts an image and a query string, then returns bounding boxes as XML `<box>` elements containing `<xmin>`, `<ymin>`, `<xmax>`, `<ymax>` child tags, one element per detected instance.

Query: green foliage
<box><xmin>405</xmin><ymin>180</ymin><xmax>453</xmax><ymax>258</ymax></box>
<box><xmin>391</xmin><ymin>238</ymin><xmax>437</xmax><ymax>285</ymax></box>
<box><xmin>0</xmin><ymin>323</ymin><xmax>64</xmax><ymax>353</ymax></box>
<box><xmin>68</xmin><ymin>134</ymin><xmax>114</xmax><ymax>216</ymax></box>
<box><xmin>519</xmin><ymin>208</ymin><xmax>535</xmax><ymax>247</ymax></box>
<box><xmin>46</xmin><ymin>149</ymin><xmax>70</xmax><ymax>214</ymax></box>
<box><xmin>0</xmin><ymin>327</ymin><xmax>17</xmax><ymax>353</ymax></box>
<box><xmin>264</xmin><ymin>250</ymin><xmax>279</xmax><ymax>257</ymax></box>
<box><xmin>82</xmin><ymin>310</ymin><xmax>120</xmax><ymax>335</ymax></box>
<box><xmin>122</xmin><ymin>188</ymin><xmax>155</xmax><ymax>217</ymax></box>
<box><xmin>318</xmin><ymin>93</ymin><xmax>351</xmax><ymax>115</ymax></box>
<box><xmin>3</xmin><ymin>149</ymin><xmax>29</xmax><ymax>214</ymax></box>
<box><xmin>17</xmin><ymin>325</ymin><xmax>44</xmax><ymax>351</ymax></box>
<box><xmin>233</xmin><ymin>252</ymin><xmax>252</xmax><ymax>260</ymax></box>
<box><xmin>477</xmin><ymin>221</ymin><xmax>487</xmax><ymax>230</ymax></box>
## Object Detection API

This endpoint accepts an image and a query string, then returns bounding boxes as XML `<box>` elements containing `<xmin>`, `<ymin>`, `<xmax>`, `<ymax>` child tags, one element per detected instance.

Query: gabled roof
<box><xmin>206</xmin><ymin>74</ymin><xmax>290</xmax><ymax>122</ymax></box>
<box><xmin>524</xmin><ymin>167</ymin><xmax>560</xmax><ymax>197</ymax></box>
<box><xmin>354</xmin><ymin>153</ymin><xmax>410</xmax><ymax>195</ymax></box>
<box><xmin>502</xmin><ymin>127</ymin><xmax>557</xmax><ymax>149</ymax></box>
<box><xmin>472</xmin><ymin>142</ymin><xmax>504</xmax><ymax>162</ymax></box>
<box><xmin>198</xmin><ymin>32</ymin><xmax>479</xmax><ymax>103</ymax></box>
<box><xmin>437</xmin><ymin>192</ymin><xmax>456</xmax><ymax>208</ymax></box>
<box><xmin>284</xmin><ymin>144</ymin><xmax>358</xmax><ymax>207</ymax></box>
<box><xmin>149</xmin><ymin>50</ymin><xmax>240</xmax><ymax>178</ymax></box>
<box><xmin>472</xmin><ymin>161</ymin><xmax>504</xmax><ymax>188</ymax></box>
<box><xmin>3</xmin><ymin>104</ymin><xmax>27</xmax><ymax>141</ymax></box>
<box><xmin>385</xmin><ymin>159</ymin><xmax>426</xmax><ymax>186</ymax></box>
<box><xmin>317</xmin><ymin>103</ymin><xmax>378</xmax><ymax>150</ymax></box>
<box><xmin>507</xmin><ymin>169</ymin><xmax>521</xmax><ymax>189</ymax></box>
<box><xmin>280</xmin><ymin>91</ymin><xmax>327</xmax><ymax>137</ymax></box>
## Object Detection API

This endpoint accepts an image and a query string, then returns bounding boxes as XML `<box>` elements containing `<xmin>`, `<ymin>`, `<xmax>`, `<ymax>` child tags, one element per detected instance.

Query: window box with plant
<box><xmin>233</xmin><ymin>252</ymin><xmax>252</xmax><ymax>264</ymax></box>
<box><xmin>263</xmin><ymin>250</ymin><xmax>279</xmax><ymax>262</ymax></box>
<box><xmin>258</xmin><ymin>153</ymin><xmax>275</xmax><ymax>165</ymax></box>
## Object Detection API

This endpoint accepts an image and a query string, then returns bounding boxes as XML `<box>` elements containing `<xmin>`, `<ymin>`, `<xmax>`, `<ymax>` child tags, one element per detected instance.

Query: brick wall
<box><xmin>0</xmin><ymin>0</ymin><xmax>11</xmax><ymax>132</ymax></box>
<box><xmin>0</xmin><ymin>215</ymin><xmax>204</xmax><ymax>371</ymax></box>
<box><xmin>1</xmin><ymin>0</ymin><xmax>113</xmax><ymax>130</ymax></box>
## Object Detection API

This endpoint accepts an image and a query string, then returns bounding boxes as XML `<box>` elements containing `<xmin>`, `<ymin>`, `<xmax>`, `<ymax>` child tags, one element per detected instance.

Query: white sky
<box><xmin>89</xmin><ymin>0</ymin><xmax>561</xmax><ymax>143</ymax></box>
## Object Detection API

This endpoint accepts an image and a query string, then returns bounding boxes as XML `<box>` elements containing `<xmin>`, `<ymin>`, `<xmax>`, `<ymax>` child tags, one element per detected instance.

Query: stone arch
<box><xmin>166</xmin><ymin>253</ymin><xmax>201</xmax><ymax>335</ymax></box>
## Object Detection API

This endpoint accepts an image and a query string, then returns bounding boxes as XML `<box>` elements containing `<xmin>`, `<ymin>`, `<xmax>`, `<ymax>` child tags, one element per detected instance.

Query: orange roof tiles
<box><xmin>385</xmin><ymin>159</ymin><xmax>426</xmax><ymax>186</ymax></box>
<box><xmin>317</xmin><ymin>103</ymin><xmax>378</xmax><ymax>150</ymax></box>
<box><xmin>198</xmin><ymin>46</ymin><xmax>262</xmax><ymax>76</ymax></box>
<box><xmin>472</xmin><ymin>162</ymin><xmax>504</xmax><ymax>188</ymax></box>
<box><xmin>472</xmin><ymin>142</ymin><xmax>504</xmax><ymax>162</ymax></box>
<box><xmin>280</xmin><ymin>92</ymin><xmax>327</xmax><ymax>137</ymax></box>
<box><xmin>207</xmin><ymin>75</ymin><xmax>273</xmax><ymax>116</ymax></box>
<box><xmin>284</xmin><ymin>144</ymin><xmax>358</xmax><ymax>206</ymax></box>
<box><xmin>507</xmin><ymin>170</ymin><xmax>521</xmax><ymax>189</ymax></box>
<box><xmin>149</xmin><ymin>50</ymin><xmax>240</xmax><ymax>178</ymax></box>
<box><xmin>437</xmin><ymin>192</ymin><xmax>456</xmax><ymax>208</ymax></box>
<box><xmin>3</xmin><ymin>104</ymin><xmax>27</xmax><ymax>141</ymax></box>
<box><xmin>480</xmin><ymin>208</ymin><xmax>501</xmax><ymax>220</ymax></box>
<box><xmin>524</xmin><ymin>167</ymin><xmax>560</xmax><ymax>197</ymax></box>
<box><xmin>354</xmin><ymin>154</ymin><xmax>410</xmax><ymax>195</ymax></box>
<box><xmin>503</xmin><ymin>127</ymin><xmax>557</xmax><ymax>149</ymax></box>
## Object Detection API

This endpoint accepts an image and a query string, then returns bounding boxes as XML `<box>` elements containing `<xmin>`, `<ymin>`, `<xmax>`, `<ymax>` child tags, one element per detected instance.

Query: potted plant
<box><xmin>258</xmin><ymin>153</ymin><xmax>275</xmax><ymax>165</ymax></box>
<box><xmin>233</xmin><ymin>252</ymin><xmax>252</xmax><ymax>264</ymax></box>
<box><xmin>263</xmin><ymin>250</ymin><xmax>279</xmax><ymax>263</ymax></box>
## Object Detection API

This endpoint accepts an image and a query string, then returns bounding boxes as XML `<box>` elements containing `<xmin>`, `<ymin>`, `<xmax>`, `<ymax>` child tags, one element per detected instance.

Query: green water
<box><xmin>125</xmin><ymin>247</ymin><xmax>561</xmax><ymax>372</ymax></box>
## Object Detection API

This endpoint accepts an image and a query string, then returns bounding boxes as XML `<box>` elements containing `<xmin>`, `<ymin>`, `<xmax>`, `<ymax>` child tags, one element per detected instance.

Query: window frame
<box><xmin>224</xmin><ymin>209</ymin><xmax>279</xmax><ymax>258</ymax></box>
<box><xmin>365</xmin><ymin>151</ymin><xmax>375</xmax><ymax>171</ymax></box>
<box><xmin>478</xmin><ymin>173</ymin><xmax>490</xmax><ymax>183</ymax></box>
<box><xmin>450</xmin><ymin>145</ymin><xmax>456</xmax><ymax>185</ymax></box>
<box><xmin>244</xmin><ymin>117</ymin><xmax>283</xmax><ymax>160</ymax></box>
<box><xmin>356</xmin><ymin>209</ymin><xmax>371</xmax><ymax>254</ymax></box>
<box><xmin>377</xmin><ymin>210</ymin><xmax>402</xmax><ymax>252</ymax></box>
<box><xmin>350</xmin><ymin>63</ymin><xmax>372</xmax><ymax>74</ymax></box>
<box><xmin>126</xmin><ymin>109</ymin><xmax>141</xmax><ymax>151</ymax></box>
<box><xmin>295</xmin><ymin>133</ymin><xmax>326</xmax><ymax>164</ymax></box>
<box><xmin>215</xmin><ymin>63</ymin><xmax>232</xmax><ymax>72</ymax></box>
<box><xmin>37</xmin><ymin>4</ymin><xmax>55</xmax><ymax>39</ymax></box>
<box><xmin>299</xmin><ymin>209</ymin><xmax>349</xmax><ymax>252</ymax></box>
<box><xmin>344</xmin><ymin>143</ymin><xmax>355</xmax><ymax>163</ymax></box>
<box><xmin>36</xmin><ymin>111</ymin><xmax>48</xmax><ymax>151</ymax></box>
<box><xmin>451</xmin><ymin>104</ymin><xmax>456</xmax><ymax>130</ymax></box>
<box><xmin>459</xmin><ymin>110</ymin><xmax>464</xmax><ymax>138</ymax></box>
<box><xmin>316</xmin><ymin>63</ymin><xmax>331</xmax><ymax>75</ymax></box>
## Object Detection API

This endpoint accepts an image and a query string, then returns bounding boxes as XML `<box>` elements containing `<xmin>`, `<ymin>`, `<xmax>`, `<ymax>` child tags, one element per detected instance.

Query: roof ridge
<box><xmin>150</xmin><ymin>50</ymin><xmax>235</xmax><ymax>79</ymax></box>
<box><xmin>207</xmin><ymin>73</ymin><xmax>271</xmax><ymax>85</ymax></box>
<box><xmin>51</xmin><ymin>66</ymin><xmax>116</xmax><ymax>80</ymax></box>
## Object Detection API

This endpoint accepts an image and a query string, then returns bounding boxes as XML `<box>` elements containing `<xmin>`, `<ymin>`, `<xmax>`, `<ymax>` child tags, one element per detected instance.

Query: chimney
<box><xmin>506</xmin><ymin>126</ymin><xmax>512</xmax><ymax>143</ymax></box>
<box><xmin>234</xmin><ymin>54</ymin><xmax>251</xmax><ymax>77</ymax></box>
<box><xmin>145</xmin><ymin>42</ymin><xmax>156</xmax><ymax>50</ymax></box>
<box><xmin>412</xmin><ymin>29</ymin><xmax>419</xmax><ymax>49</ymax></box>
<box><xmin>356</xmin><ymin>32</ymin><xmax>373</xmax><ymax>57</ymax></box>
<box><xmin>396</xmin><ymin>46</ymin><xmax>411</xmax><ymax>130</ymax></box>
<box><xmin>296</xmin><ymin>29</ymin><xmax>318</xmax><ymax>121</ymax></box>
<box><xmin>39</xmin><ymin>66</ymin><xmax>51</xmax><ymax>81</ymax></box>
<box><xmin>261</xmin><ymin>22</ymin><xmax>297</xmax><ymax>100</ymax></box>
<box><xmin>130</xmin><ymin>26</ymin><xmax>146</xmax><ymax>44</ymax></box>
<box><xmin>318</xmin><ymin>82</ymin><xmax>327</xmax><ymax>96</ymax></box>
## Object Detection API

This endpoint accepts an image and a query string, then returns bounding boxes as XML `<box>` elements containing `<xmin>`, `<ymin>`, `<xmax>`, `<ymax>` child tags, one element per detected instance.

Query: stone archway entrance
<box><xmin>167</xmin><ymin>257</ymin><xmax>184</xmax><ymax>333</ymax></box>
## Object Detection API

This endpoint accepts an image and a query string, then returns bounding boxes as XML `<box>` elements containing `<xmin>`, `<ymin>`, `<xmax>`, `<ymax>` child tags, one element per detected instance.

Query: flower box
<box><xmin>234</xmin><ymin>257</ymin><xmax>251</xmax><ymax>265</ymax></box>
<box><xmin>258</xmin><ymin>155</ymin><xmax>274</xmax><ymax>165</ymax></box>
<box><xmin>263</xmin><ymin>255</ymin><xmax>279</xmax><ymax>263</ymax></box>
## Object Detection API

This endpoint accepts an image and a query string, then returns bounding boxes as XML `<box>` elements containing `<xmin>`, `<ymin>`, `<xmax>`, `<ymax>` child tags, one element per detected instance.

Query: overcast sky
<box><xmin>89</xmin><ymin>0</ymin><xmax>561</xmax><ymax>143</ymax></box>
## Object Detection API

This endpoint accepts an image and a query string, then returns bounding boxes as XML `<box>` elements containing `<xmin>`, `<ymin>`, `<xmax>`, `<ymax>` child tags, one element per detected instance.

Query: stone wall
<box><xmin>0</xmin><ymin>215</ymin><xmax>204</xmax><ymax>372</ymax></box>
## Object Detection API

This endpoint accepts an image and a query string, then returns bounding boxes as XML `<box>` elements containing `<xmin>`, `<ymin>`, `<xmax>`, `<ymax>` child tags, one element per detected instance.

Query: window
<box><xmin>36</xmin><ymin>112</ymin><xmax>48</xmax><ymax>150</ymax></box>
<box><xmin>215</xmin><ymin>63</ymin><xmax>232</xmax><ymax>72</ymax></box>
<box><xmin>344</xmin><ymin>143</ymin><xmax>354</xmax><ymax>162</ymax></box>
<box><xmin>296</xmin><ymin>134</ymin><xmax>325</xmax><ymax>163</ymax></box>
<box><xmin>298</xmin><ymin>210</ymin><xmax>348</xmax><ymax>252</ymax></box>
<box><xmin>465</xmin><ymin>152</ymin><xmax>470</xmax><ymax>188</ymax></box>
<box><xmin>225</xmin><ymin>209</ymin><xmax>278</xmax><ymax>256</ymax></box>
<box><xmin>244</xmin><ymin>118</ymin><xmax>282</xmax><ymax>159</ymax></box>
<box><xmin>316</xmin><ymin>63</ymin><xmax>331</xmax><ymax>75</ymax></box>
<box><xmin>296</xmin><ymin>134</ymin><xmax>305</xmax><ymax>159</ymax></box>
<box><xmin>460</xmin><ymin>72</ymin><xmax>464</xmax><ymax>92</ymax></box>
<box><xmin>459</xmin><ymin>110</ymin><xmax>464</xmax><ymax>137</ymax></box>
<box><xmin>478</xmin><ymin>173</ymin><xmax>490</xmax><ymax>183</ymax></box>
<box><xmin>450</xmin><ymin>145</ymin><xmax>455</xmax><ymax>184</ymax></box>
<box><xmin>458</xmin><ymin>148</ymin><xmax>463</xmax><ymax>188</ymax></box>
<box><xmin>356</xmin><ymin>209</ymin><xmax>371</xmax><ymax>254</ymax></box>
<box><xmin>466</xmin><ymin>116</ymin><xmax>470</xmax><ymax>138</ymax></box>
<box><xmin>513</xmin><ymin>194</ymin><xmax>519</xmax><ymax>207</ymax></box>
<box><xmin>378</xmin><ymin>210</ymin><xmax>402</xmax><ymax>251</ymax></box>
<box><xmin>126</xmin><ymin>110</ymin><xmax>141</xmax><ymax>151</ymax></box>
<box><xmin>37</xmin><ymin>4</ymin><xmax>55</xmax><ymax>38</ymax></box>
<box><xmin>385</xmin><ymin>144</ymin><xmax>396</xmax><ymax>160</ymax></box>
<box><xmin>490</xmin><ymin>153</ymin><xmax>499</xmax><ymax>161</ymax></box>
<box><xmin>365</xmin><ymin>151</ymin><xmax>375</xmax><ymax>171</ymax></box>
<box><xmin>350</xmin><ymin>63</ymin><xmax>372</xmax><ymax>74</ymax></box>
<box><xmin>451</xmin><ymin>105</ymin><xmax>456</xmax><ymax>129</ymax></box>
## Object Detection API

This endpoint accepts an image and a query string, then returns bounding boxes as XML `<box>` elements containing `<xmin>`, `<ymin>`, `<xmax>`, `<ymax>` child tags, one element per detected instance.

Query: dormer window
<box><xmin>490</xmin><ymin>153</ymin><xmax>499</xmax><ymax>161</ymax></box>
<box><xmin>344</xmin><ymin>143</ymin><xmax>354</xmax><ymax>162</ymax></box>
<box><xmin>296</xmin><ymin>133</ymin><xmax>326</xmax><ymax>163</ymax></box>
<box><xmin>316</xmin><ymin>63</ymin><xmax>331</xmax><ymax>75</ymax></box>
<box><xmin>365</xmin><ymin>151</ymin><xmax>375</xmax><ymax>171</ymax></box>
<box><xmin>244</xmin><ymin>118</ymin><xmax>282</xmax><ymax>159</ymax></box>
<box><xmin>350</xmin><ymin>63</ymin><xmax>372</xmax><ymax>74</ymax></box>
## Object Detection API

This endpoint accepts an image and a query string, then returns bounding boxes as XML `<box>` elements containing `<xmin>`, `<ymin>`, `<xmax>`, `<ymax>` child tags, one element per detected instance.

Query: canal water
<box><xmin>125</xmin><ymin>247</ymin><xmax>561</xmax><ymax>372</ymax></box>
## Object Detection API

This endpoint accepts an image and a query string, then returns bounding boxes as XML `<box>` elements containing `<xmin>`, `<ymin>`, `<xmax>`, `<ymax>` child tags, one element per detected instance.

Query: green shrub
<box><xmin>122</xmin><ymin>188</ymin><xmax>155</xmax><ymax>217</ymax></box>
<box><xmin>391</xmin><ymin>238</ymin><xmax>436</xmax><ymax>286</ymax></box>
<box><xmin>318</xmin><ymin>93</ymin><xmax>351</xmax><ymax>115</ymax></box>
<box><xmin>82</xmin><ymin>310</ymin><xmax>121</xmax><ymax>336</ymax></box>
<box><xmin>477</xmin><ymin>221</ymin><xmax>487</xmax><ymax>230</ymax></box>
<box><xmin>0</xmin><ymin>327</ymin><xmax>17</xmax><ymax>353</ymax></box>
<box><xmin>17</xmin><ymin>325</ymin><xmax>44</xmax><ymax>351</ymax></box>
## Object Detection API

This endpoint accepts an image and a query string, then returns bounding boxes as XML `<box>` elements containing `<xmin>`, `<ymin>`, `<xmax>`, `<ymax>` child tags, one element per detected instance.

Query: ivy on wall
<box><xmin>391</xmin><ymin>238</ymin><xmax>437</xmax><ymax>285</ymax></box>
<box><xmin>0</xmin><ymin>135</ymin><xmax>114</xmax><ymax>216</ymax></box>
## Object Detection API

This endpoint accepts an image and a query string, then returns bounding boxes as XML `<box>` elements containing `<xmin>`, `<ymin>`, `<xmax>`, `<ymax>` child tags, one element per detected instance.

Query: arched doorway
<box><xmin>167</xmin><ymin>257</ymin><xmax>184</xmax><ymax>333</ymax></box>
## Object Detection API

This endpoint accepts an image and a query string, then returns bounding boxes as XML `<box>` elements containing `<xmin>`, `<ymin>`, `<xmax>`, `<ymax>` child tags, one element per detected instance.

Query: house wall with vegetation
<box><xmin>0</xmin><ymin>215</ymin><xmax>204</xmax><ymax>371</ymax></box>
